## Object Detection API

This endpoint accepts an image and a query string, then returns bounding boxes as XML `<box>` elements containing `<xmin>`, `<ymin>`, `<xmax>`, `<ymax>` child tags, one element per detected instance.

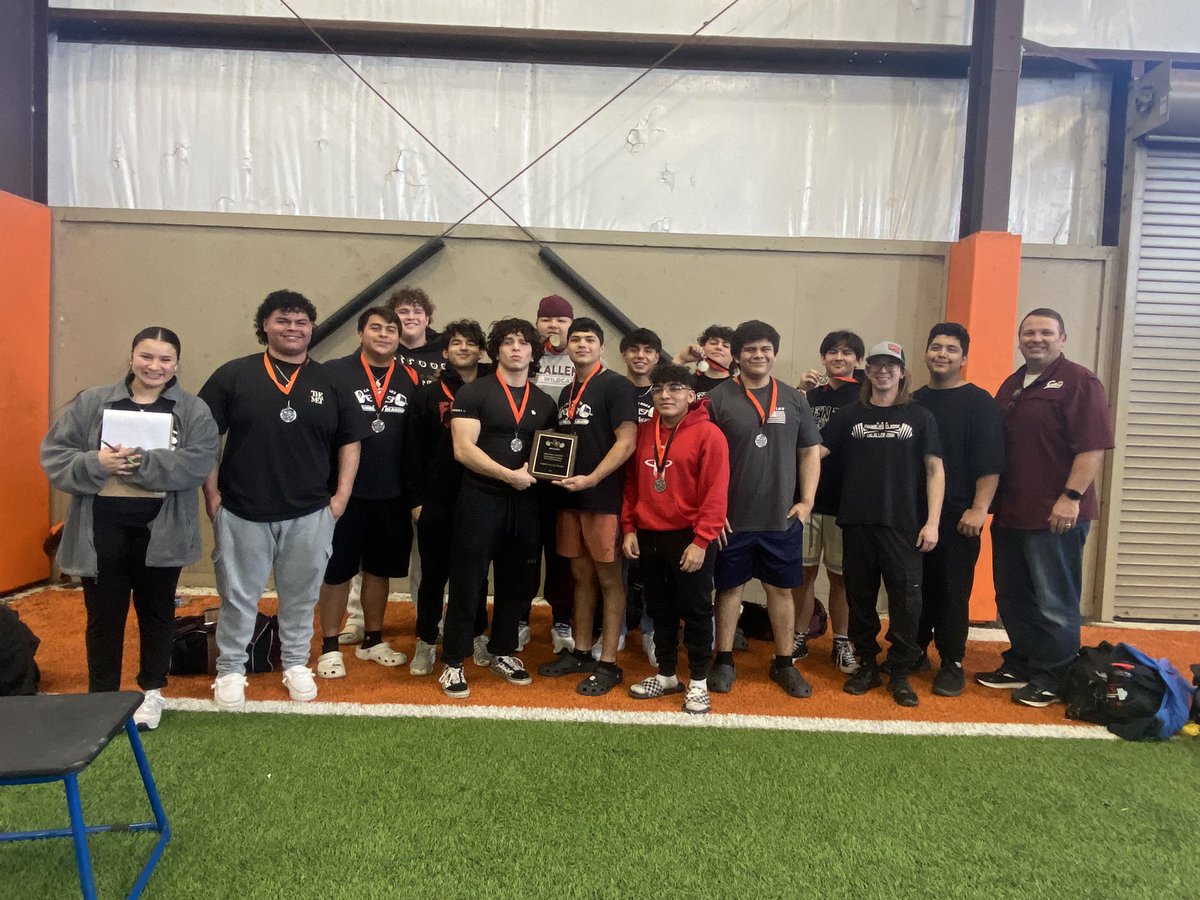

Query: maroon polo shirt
<box><xmin>993</xmin><ymin>354</ymin><xmax>1114</xmax><ymax>530</ymax></box>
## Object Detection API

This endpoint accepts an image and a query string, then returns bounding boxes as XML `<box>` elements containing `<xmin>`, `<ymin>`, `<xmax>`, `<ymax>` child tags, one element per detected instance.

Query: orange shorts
<box><xmin>556</xmin><ymin>510</ymin><xmax>620</xmax><ymax>563</ymax></box>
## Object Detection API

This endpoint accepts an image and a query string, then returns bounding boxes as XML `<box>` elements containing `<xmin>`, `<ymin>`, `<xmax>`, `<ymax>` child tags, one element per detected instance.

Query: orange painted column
<box><xmin>0</xmin><ymin>191</ymin><xmax>51</xmax><ymax>591</ymax></box>
<box><xmin>944</xmin><ymin>230</ymin><xmax>1021</xmax><ymax>623</ymax></box>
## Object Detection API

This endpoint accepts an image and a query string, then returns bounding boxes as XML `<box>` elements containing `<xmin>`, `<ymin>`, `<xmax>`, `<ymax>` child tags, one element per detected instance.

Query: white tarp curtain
<box><xmin>48</xmin><ymin>38</ymin><xmax>1109</xmax><ymax>244</ymax></box>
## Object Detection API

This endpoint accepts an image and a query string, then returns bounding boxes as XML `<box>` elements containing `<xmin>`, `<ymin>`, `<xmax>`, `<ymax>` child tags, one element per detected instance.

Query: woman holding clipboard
<box><xmin>41</xmin><ymin>326</ymin><xmax>219</xmax><ymax>730</ymax></box>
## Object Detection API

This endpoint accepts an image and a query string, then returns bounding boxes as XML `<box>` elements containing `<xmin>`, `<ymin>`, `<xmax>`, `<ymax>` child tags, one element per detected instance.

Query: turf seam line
<box><xmin>161</xmin><ymin>697</ymin><xmax>1118</xmax><ymax>740</ymax></box>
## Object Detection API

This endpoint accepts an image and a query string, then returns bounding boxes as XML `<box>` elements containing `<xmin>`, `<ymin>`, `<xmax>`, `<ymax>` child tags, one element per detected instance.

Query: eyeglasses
<box><xmin>650</xmin><ymin>383</ymin><xmax>691</xmax><ymax>395</ymax></box>
<box><xmin>867</xmin><ymin>361</ymin><xmax>901</xmax><ymax>373</ymax></box>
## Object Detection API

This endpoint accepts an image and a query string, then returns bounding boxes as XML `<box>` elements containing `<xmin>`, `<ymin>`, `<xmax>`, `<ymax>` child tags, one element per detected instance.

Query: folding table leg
<box><xmin>124</xmin><ymin>720</ymin><xmax>171</xmax><ymax>898</ymax></box>
<box><xmin>64</xmin><ymin>774</ymin><xmax>97</xmax><ymax>900</ymax></box>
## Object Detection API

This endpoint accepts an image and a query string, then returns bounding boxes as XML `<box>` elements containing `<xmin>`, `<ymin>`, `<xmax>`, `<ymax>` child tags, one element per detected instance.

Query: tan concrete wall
<box><xmin>47</xmin><ymin>209</ymin><xmax>1116</xmax><ymax>610</ymax></box>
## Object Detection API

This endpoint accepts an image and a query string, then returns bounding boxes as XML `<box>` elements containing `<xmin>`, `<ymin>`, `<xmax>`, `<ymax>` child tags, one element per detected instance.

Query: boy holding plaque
<box><xmin>536</xmin><ymin>318</ymin><xmax>637</xmax><ymax>696</ymax></box>
<box><xmin>438</xmin><ymin>318</ymin><xmax>557</xmax><ymax>698</ymax></box>
<box><xmin>621</xmin><ymin>364</ymin><xmax>729</xmax><ymax>714</ymax></box>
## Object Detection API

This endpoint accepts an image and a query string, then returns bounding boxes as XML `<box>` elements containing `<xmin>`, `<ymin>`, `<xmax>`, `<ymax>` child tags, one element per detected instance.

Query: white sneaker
<box><xmin>551</xmin><ymin>622</ymin><xmax>575</xmax><ymax>654</ymax></box>
<box><xmin>439</xmin><ymin>665</ymin><xmax>470</xmax><ymax>698</ymax></box>
<box><xmin>212</xmin><ymin>673</ymin><xmax>248</xmax><ymax>711</ymax></box>
<box><xmin>642</xmin><ymin>631</ymin><xmax>658</xmax><ymax>668</ymax></box>
<box><xmin>133</xmin><ymin>689</ymin><xmax>164</xmax><ymax>731</ymax></box>
<box><xmin>410</xmin><ymin>639</ymin><xmax>437</xmax><ymax>676</ymax></box>
<box><xmin>282</xmin><ymin>665</ymin><xmax>318</xmax><ymax>702</ymax></box>
<box><xmin>590</xmin><ymin>632</ymin><xmax>626</xmax><ymax>661</ymax></box>
<box><xmin>473</xmin><ymin>634</ymin><xmax>494</xmax><ymax>667</ymax></box>
<box><xmin>516</xmin><ymin>622</ymin><xmax>532</xmax><ymax>652</ymax></box>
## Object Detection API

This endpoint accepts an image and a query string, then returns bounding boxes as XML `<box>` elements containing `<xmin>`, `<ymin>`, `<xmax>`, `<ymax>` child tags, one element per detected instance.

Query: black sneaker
<box><xmin>1012</xmin><ymin>684</ymin><xmax>1060</xmax><ymax>708</ymax></box>
<box><xmin>438</xmin><ymin>665</ymin><xmax>469</xmax><ymax>699</ymax></box>
<box><xmin>490</xmin><ymin>655</ymin><xmax>533</xmax><ymax>686</ymax></box>
<box><xmin>933</xmin><ymin>661</ymin><xmax>965</xmax><ymax>697</ymax></box>
<box><xmin>708</xmin><ymin>662</ymin><xmax>736</xmax><ymax>693</ymax></box>
<box><xmin>791</xmin><ymin>632</ymin><xmax>809</xmax><ymax>661</ymax></box>
<box><xmin>889</xmin><ymin>672</ymin><xmax>919</xmax><ymax>707</ymax></box>
<box><xmin>974</xmin><ymin>667</ymin><xmax>1029</xmax><ymax>690</ymax></box>
<box><xmin>770</xmin><ymin>664</ymin><xmax>813</xmax><ymax>699</ymax></box>
<box><xmin>843</xmin><ymin>666</ymin><xmax>882</xmax><ymax>695</ymax></box>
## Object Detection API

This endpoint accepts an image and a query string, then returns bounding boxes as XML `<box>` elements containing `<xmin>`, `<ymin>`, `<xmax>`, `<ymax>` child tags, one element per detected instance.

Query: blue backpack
<box><xmin>1063</xmin><ymin>641</ymin><xmax>1194</xmax><ymax>741</ymax></box>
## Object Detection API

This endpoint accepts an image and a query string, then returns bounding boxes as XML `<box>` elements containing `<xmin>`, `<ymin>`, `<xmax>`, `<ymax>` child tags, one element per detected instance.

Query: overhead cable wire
<box><xmin>279</xmin><ymin>0</ymin><xmax>747</xmax><ymax>242</ymax></box>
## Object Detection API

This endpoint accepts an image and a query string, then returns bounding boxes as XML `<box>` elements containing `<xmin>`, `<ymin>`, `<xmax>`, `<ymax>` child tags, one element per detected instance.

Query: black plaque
<box><xmin>529</xmin><ymin>430</ymin><xmax>577</xmax><ymax>480</ymax></box>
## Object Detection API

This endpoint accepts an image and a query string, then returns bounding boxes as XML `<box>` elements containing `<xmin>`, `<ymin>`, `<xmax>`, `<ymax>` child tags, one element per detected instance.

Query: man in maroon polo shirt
<box><xmin>975</xmin><ymin>308</ymin><xmax>1114</xmax><ymax>708</ymax></box>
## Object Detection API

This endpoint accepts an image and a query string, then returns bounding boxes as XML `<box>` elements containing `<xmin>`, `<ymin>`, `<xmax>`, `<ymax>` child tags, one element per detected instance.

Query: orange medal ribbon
<box><xmin>497</xmin><ymin>373</ymin><xmax>531</xmax><ymax>427</ymax></box>
<box><xmin>566</xmin><ymin>364</ymin><xmax>604</xmax><ymax>423</ymax></box>
<box><xmin>739</xmin><ymin>376</ymin><xmax>778</xmax><ymax>429</ymax></box>
<box><xmin>359</xmin><ymin>353</ymin><xmax>395</xmax><ymax>414</ymax></box>
<box><xmin>263</xmin><ymin>353</ymin><xmax>303</xmax><ymax>395</ymax></box>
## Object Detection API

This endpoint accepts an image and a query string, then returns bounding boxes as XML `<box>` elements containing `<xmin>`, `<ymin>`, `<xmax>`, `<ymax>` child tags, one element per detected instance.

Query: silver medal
<box><xmin>696</xmin><ymin>359</ymin><xmax>710</xmax><ymax>373</ymax></box>
<box><xmin>816</xmin><ymin>374</ymin><xmax>830</xmax><ymax>387</ymax></box>
<box><xmin>654</xmin><ymin>477</ymin><xmax>667</xmax><ymax>493</ymax></box>
<box><xmin>511</xmin><ymin>437</ymin><xmax>524</xmax><ymax>452</ymax></box>
<box><xmin>280</xmin><ymin>405</ymin><xmax>297</xmax><ymax>423</ymax></box>
<box><xmin>371</xmin><ymin>418</ymin><xmax>385</xmax><ymax>433</ymax></box>
<box><xmin>754</xmin><ymin>433</ymin><xmax>768</xmax><ymax>448</ymax></box>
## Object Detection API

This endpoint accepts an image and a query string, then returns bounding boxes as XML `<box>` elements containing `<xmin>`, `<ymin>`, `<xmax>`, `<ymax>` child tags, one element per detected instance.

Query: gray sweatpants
<box><xmin>213</xmin><ymin>506</ymin><xmax>336</xmax><ymax>675</ymax></box>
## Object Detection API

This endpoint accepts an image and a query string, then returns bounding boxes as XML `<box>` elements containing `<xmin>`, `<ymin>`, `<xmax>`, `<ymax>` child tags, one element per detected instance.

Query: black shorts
<box><xmin>323</xmin><ymin>496</ymin><xmax>413</xmax><ymax>585</ymax></box>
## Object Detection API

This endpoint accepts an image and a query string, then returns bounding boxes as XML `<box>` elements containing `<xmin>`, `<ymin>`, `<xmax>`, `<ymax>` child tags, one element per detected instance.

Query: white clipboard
<box><xmin>98</xmin><ymin>409</ymin><xmax>174</xmax><ymax>499</ymax></box>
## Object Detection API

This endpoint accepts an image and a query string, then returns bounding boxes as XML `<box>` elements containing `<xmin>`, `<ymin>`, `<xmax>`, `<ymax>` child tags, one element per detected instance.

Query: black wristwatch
<box><xmin>1062</xmin><ymin>488</ymin><xmax>1083</xmax><ymax>501</ymax></box>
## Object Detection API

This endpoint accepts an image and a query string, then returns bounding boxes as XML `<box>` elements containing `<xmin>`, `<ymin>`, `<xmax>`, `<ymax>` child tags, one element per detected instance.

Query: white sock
<box><xmin>834</xmin><ymin>633</ymin><xmax>849</xmax><ymax>641</ymax></box>
<box><xmin>655</xmin><ymin>673</ymin><xmax>678</xmax><ymax>688</ymax></box>
<box><xmin>689</xmin><ymin>678</ymin><xmax>707</xmax><ymax>690</ymax></box>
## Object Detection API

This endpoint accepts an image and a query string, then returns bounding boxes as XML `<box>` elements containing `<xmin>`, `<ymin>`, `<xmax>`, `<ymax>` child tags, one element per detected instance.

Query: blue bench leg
<box><xmin>124</xmin><ymin>720</ymin><xmax>171</xmax><ymax>898</ymax></box>
<box><xmin>64</xmin><ymin>774</ymin><xmax>98</xmax><ymax>900</ymax></box>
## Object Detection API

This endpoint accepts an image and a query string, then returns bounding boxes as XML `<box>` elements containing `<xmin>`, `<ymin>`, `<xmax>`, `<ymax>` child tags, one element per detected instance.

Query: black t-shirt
<box><xmin>92</xmin><ymin>391</ymin><xmax>176</xmax><ymax>527</ymax></box>
<box><xmin>449</xmin><ymin>373</ymin><xmax>557</xmax><ymax>494</ymax></box>
<box><xmin>824</xmin><ymin>400</ymin><xmax>942</xmax><ymax>532</ymax></box>
<box><xmin>324</xmin><ymin>353</ymin><xmax>419</xmax><ymax>500</ymax></box>
<box><xmin>556</xmin><ymin>368</ymin><xmax>638</xmax><ymax>514</ymax></box>
<box><xmin>633</xmin><ymin>383</ymin><xmax>655</xmax><ymax>424</ymax></box>
<box><xmin>805</xmin><ymin>375</ymin><xmax>862</xmax><ymax>514</ymax></box>
<box><xmin>914</xmin><ymin>383</ymin><xmax>1005</xmax><ymax>514</ymax></box>
<box><xmin>199</xmin><ymin>353</ymin><xmax>369</xmax><ymax>522</ymax></box>
<box><xmin>403</xmin><ymin>367</ymin><xmax>482</xmax><ymax>509</ymax></box>
<box><xmin>693</xmin><ymin>372</ymin><xmax>731</xmax><ymax>398</ymax></box>
<box><xmin>396</xmin><ymin>330</ymin><xmax>446</xmax><ymax>384</ymax></box>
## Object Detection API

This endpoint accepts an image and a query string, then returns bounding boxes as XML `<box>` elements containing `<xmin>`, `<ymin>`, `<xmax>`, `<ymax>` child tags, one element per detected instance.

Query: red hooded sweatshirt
<box><xmin>620</xmin><ymin>398</ymin><xmax>729</xmax><ymax>549</ymax></box>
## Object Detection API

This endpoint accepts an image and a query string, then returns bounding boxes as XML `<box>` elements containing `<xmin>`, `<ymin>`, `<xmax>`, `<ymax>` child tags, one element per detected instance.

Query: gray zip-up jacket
<box><xmin>40</xmin><ymin>379</ymin><xmax>220</xmax><ymax>576</ymax></box>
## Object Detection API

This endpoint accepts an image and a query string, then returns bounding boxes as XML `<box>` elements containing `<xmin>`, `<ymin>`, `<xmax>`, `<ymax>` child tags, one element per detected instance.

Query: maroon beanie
<box><xmin>537</xmin><ymin>294</ymin><xmax>574</xmax><ymax>319</ymax></box>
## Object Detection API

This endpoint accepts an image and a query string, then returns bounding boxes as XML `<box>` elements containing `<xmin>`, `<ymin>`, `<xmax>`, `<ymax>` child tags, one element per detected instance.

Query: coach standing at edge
<box><xmin>976</xmin><ymin>308</ymin><xmax>1114</xmax><ymax>709</ymax></box>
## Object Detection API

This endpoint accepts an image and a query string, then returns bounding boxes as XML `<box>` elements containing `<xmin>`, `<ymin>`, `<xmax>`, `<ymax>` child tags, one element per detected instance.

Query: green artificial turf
<box><xmin>2</xmin><ymin>711</ymin><xmax>1199</xmax><ymax>898</ymax></box>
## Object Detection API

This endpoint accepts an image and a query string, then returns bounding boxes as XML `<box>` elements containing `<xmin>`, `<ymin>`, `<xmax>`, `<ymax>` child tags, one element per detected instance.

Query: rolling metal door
<box><xmin>1114</xmin><ymin>147</ymin><xmax>1200</xmax><ymax>620</ymax></box>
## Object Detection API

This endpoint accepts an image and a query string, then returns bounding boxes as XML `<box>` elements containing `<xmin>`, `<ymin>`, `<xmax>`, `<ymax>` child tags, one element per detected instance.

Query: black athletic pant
<box><xmin>917</xmin><ymin>510</ymin><xmax>980</xmax><ymax>663</ymax></box>
<box><xmin>842</xmin><ymin>525</ymin><xmax>922</xmax><ymax>672</ymax></box>
<box><xmin>522</xmin><ymin>483</ymin><xmax>573</xmax><ymax>627</ymax></box>
<box><xmin>81</xmin><ymin>520</ymin><xmax>181</xmax><ymax>693</ymax></box>
<box><xmin>442</xmin><ymin>483</ymin><xmax>541</xmax><ymax>667</ymax></box>
<box><xmin>638</xmin><ymin>528</ymin><xmax>714</xmax><ymax>680</ymax></box>
<box><xmin>414</xmin><ymin>501</ymin><xmax>489</xmax><ymax>646</ymax></box>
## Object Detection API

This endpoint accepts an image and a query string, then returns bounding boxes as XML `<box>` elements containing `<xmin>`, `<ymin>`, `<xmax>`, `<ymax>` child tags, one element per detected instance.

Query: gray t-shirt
<box><xmin>707</xmin><ymin>377</ymin><xmax>822</xmax><ymax>532</ymax></box>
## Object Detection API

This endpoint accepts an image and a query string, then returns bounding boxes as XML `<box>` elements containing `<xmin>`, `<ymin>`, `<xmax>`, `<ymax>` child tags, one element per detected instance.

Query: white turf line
<box><xmin>161</xmin><ymin>696</ymin><xmax>1117</xmax><ymax>740</ymax></box>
